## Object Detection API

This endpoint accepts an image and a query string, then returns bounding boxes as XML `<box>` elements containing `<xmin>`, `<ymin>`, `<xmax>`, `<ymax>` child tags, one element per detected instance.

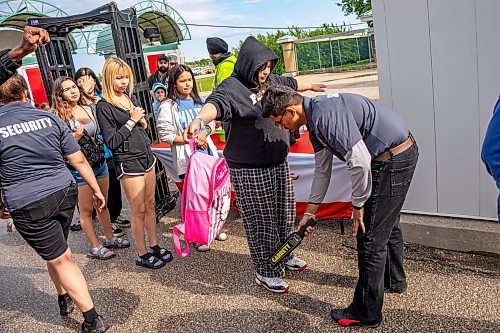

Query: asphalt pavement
<box><xmin>0</xmin><ymin>198</ymin><xmax>499</xmax><ymax>333</ymax></box>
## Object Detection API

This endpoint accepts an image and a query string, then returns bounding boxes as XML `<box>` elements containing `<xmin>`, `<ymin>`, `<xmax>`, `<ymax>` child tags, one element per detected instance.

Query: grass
<box><xmin>194</xmin><ymin>75</ymin><xmax>215</xmax><ymax>93</ymax></box>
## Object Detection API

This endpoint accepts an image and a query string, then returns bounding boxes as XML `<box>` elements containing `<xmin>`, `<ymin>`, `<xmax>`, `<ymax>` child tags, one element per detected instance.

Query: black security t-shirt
<box><xmin>0</xmin><ymin>102</ymin><xmax>80</xmax><ymax>210</ymax></box>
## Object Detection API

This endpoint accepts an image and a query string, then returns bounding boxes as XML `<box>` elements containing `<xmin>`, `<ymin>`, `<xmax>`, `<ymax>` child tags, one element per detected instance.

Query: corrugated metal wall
<box><xmin>372</xmin><ymin>0</ymin><xmax>500</xmax><ymax>219</ymax></box>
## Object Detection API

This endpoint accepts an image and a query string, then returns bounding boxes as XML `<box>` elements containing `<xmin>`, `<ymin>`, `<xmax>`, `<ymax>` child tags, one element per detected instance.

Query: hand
<box><xmin>352</xmin><ymin>207</ymin><xmax>365</xmax><ymax>236</ymax></box>
<box><xmin>92</xmin><ymin>191</ymin><xmax>106</xmax><ymax>212</ymax></box>
<box><xmin>295</xmin><ymin>215</ymin><xmax>315</xmax><ymax>238</ymax></box>
<box><xmin>183</xmin><ymin>118</ymin><xmax>202</xmax><ymax>142</ymax></box>
<box><xmin>77</xmin><ymin>75</ymin><xmax>95</xmax><ymax>97</ymax></box>
<box><xmin>0</xmin><ymin>206</ymin><xmax>10</xmax><ymax>219</ymax></box>
<box><xmin>73</xmin><ymin>126</ymin><xmax>84</xmax><ymax>141</ymax></box>
<box><xmin>139</xmin><ymin>117</ymin><xmax>148</xmax><ymax>129</ymax></box>
<box><xmin>311</xmin><ymin>83</ymin><xmax>326</xmax><ymax>92</ymax></box>
<box><xmin>21</xmin><ymin>26</ymin><xmax>50</xmax><ymax>54</ymax></box>
<box><xmin>196</xmin><ymin>130</ymin><xmax>208</xmax><ymax>149</ymax></box>
<box><xmin>130</xmin><ymin>106</ymin><xmax>145</xmax><ymax>123</ymax></box>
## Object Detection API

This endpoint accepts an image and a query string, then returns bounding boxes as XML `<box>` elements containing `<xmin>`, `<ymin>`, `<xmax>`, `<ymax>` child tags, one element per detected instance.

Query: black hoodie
<box><xmin>206</xmin><ymin>36</ymin><xmax>297</xmax><ymax>169</ymax></box>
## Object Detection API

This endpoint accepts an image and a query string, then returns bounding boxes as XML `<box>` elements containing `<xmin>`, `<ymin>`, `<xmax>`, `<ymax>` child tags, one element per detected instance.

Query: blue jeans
<box><xmin>70</xmin><ymin>161</ymin><xmax>108</xmax><ymax>187</ymax></box>
<box><xmin>497</xmin><ymin>193</ymin><xmax>500</xmax><ymax>223</ymax></box>
<box><xmin>350</xmin><ymin>142</ymin><xmax>419</xmax><ymax>325</ymax></box>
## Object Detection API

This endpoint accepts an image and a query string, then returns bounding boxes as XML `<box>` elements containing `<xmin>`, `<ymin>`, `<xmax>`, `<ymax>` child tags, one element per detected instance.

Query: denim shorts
<box><xmin>70</xmin><ymin>161</ymin><xmax>109</xmax><ymax>187</ymax></box>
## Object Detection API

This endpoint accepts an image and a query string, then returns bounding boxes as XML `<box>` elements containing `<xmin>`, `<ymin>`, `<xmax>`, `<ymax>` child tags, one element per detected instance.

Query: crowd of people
<box><xmin>2</xmin><ymin>24</ymin><xmax>497</xmax><ymax>333</ymax></box>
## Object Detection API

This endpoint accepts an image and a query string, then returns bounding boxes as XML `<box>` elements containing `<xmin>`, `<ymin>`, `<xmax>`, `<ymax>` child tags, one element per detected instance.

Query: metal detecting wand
<box><xmin>268</xmin><ymin>217</ymin><xmax>318</xmax><ymax>267</ymax></box>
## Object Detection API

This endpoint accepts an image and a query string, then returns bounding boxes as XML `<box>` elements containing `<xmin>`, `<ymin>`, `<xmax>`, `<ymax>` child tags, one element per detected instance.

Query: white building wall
<box><xmin>372</xmin><ymin>0</ymin><xmax>500</xmax><ymax>219</ymax></box>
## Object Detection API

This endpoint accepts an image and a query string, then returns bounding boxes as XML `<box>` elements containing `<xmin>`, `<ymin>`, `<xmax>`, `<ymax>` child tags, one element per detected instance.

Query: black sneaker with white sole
<box><xmin>255</xmin><ymin>273</ymin><xmax>289</xmax><ymax>293</ymax></box>
<box><xmin>70</xmin><ymin>221</ymin><xmax>82</xmax><ymax>231</ymax></box>
<box><xmin>111</xmin><ymin>225</ymin><xmax>124</xmax><ymax>237</ymax></box>
<box><xmin>113</xmin><ymin>216</ymin><xmax>131</xmax><ymax>228</ymax></box>
<box><xmin>81</xmin><ymin>315</ymin><xmax>110</xmax><ymax>333</ymax></box>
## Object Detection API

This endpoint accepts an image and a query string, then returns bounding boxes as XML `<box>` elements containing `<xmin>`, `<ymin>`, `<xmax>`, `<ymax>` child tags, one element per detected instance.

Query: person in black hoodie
<box><xmin>96</xmin><ymin>57</ymin><xmax>173</xmax><ymax>269</ymax></box>
<box><xmin>184</xmin><ymin>36</ymin><xmax>325</xmax><ymax>293</ymax></box>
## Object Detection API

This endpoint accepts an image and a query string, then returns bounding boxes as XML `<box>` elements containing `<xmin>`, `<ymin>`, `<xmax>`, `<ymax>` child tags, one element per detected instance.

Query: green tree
<box><xmin>233</xmin><ymin>24</ymin><xmax>343</xmax><ymax>75</ymax></box>
<box><xmin>186</xmin><ymin>58</ymin><xmax>212</xmax><ymax>68</ymax></box>
<box><xmin>336</xmin><ymin>0</ymin><xmax>372</xmax><ymax>18</ymax></box>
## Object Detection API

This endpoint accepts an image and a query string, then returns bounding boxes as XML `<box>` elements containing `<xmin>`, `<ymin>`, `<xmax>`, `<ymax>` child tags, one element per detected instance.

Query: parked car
<box><xmin>192</xmin><ymin>67</ymin><xmax>203</xmax><ymax>75</ymax></box>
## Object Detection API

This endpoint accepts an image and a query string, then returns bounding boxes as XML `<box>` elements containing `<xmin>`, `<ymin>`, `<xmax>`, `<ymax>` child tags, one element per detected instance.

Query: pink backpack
<box><xmin>173</xmin><ymin>139</ymin><xmax>231</xmax><ymax>257</ymax></box>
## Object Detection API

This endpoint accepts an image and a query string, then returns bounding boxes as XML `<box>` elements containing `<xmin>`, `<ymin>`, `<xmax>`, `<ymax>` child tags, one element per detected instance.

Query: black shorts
<box><xmin>116</xmin><ymin>150</ymin><xmax>156</xmax><ymax>179</ymax></box>
<box><xmin>10</xmin><ymin>183</ymin><xmax>78</xmax><ymax>261</ymax></box>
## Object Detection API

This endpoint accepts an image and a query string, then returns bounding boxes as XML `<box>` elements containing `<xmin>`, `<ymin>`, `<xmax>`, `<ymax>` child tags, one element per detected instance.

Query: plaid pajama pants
<box><xmin>229</xmin><ymin>161</ymin><xmax>296</xmax><ymax>278</ymax></box>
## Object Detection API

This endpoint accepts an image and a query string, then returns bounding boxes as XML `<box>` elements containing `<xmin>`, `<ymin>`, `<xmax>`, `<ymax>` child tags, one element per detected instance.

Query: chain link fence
<box><xmin>295</xmin><ymin>35</ymin><xmax>374</xmax><ymax>73</ymax></box>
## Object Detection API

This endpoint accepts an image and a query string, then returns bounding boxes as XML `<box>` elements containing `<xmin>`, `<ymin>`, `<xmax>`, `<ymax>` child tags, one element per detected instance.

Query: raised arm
<box><xmin>297</xmin><ymin>81</ymin><xmax>326</xmax><ymax>92</ymax></box>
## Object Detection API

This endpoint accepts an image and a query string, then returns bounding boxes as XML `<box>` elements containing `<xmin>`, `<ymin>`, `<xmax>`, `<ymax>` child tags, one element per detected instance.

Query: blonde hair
<box><xmin>102</xmin><ymin>57</ymin><xmax>134</xmax><ymax>108</ymax></box>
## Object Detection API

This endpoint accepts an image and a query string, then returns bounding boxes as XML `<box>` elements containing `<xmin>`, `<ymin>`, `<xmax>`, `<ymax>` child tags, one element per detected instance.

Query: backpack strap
<box><xmin>172</xmin><ymin>223</ymin><xmax>191</xmax><ymax>257</ymax></box>
<box><xmin>188</xmin><ymin>138</ymin><xmax>197</xmax><ymax>155</ymax></box>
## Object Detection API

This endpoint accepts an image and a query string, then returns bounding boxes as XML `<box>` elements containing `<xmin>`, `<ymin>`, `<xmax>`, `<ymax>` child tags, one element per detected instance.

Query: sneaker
<box><xmin>216</xmin><ymin>232</ymin><xmax>227</xmax><ymax>241</ymax></box>
<box><xmin>330</xmin><ymin>307</ymin><xmax>381</xmax><ymax>328</ymax></box>
<box><xmin>114</xmin><ymin>216</ymin><xmax>131</xmax><ymax>228</ymax></box>
<box><xmin>285</xmin><ymin>257</ymin><xmax>308</xmax><ymax>271</ymax></box>
<box><xmin>70</xmin><ymin>222</ymin><xmax>82</xmax><ymax>231</ymax></box>
<box><xmin>148</xmin><ymin>246</ymin><xmax>173</xmax><ymax>262</ymax></box>
<box><xmin>58</xmin><ymin>294</ymin><xmax>74</xmax><ymax>316</ymax></box>
<box><xmin>103</xmin><ymin>237</ymin><xmax>130</xmax><ymax>249</ymax></box>
<box><xmin>255</xmin><ymin>273</ymin><xmax>289</xmax><ymax>294</ymax></box>
<box><xmin>385</xmin><ymin>286</ymin><xmax>407</xmax><ymax>294</ymax></box>
<box><xmin>111</xmin><ymin>225</ymin><xmax>124</xmax><ymax>237</ymax></box>
<box><xmin>195</xmin><ymin>244</ymin><xmax>210</xmax><ymax>252</ymax></box>
<box><xmin>136</xmin><ymin>253</ymin><xmax>166</xmax><ymax>269</ymax></box>
<box><xmin>87</xmin><ymin>246</ymin><xmax>116</xmax><ymax>260</ymax></box>
<box><xmin>81</xmin><ymin>315</ymin><xmax>110</xmax><ymax>333</ymax></box>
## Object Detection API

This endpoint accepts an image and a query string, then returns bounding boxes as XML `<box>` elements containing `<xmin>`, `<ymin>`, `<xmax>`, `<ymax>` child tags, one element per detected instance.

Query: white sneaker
<box><xmin>285</xmin><ymin>257</ymin><xmax>308</xmax><ymax>271</ymax></box>
<box><xmin>255</xmin><ymin>273</ymin><xmax>289</xmax><ymax>293</ymax></box>
<box><xmin>195</xmin><ymin>244</ymin><xmax>210</xmax><ymax>252</ymax></box>
<box><xmin>216</xmin><ymin>232</ymin><xmax>227</xmax><ymax>241</ymax></box>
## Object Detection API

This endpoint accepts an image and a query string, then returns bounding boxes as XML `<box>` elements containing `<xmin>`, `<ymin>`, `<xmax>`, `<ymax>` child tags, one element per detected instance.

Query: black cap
<box><xmin>157</xmin><ymin>55</ymin><xmax>168</xmax><ymax>63</ymax></box>
<box><xmin>206</xmin><ymin>37</ymin><xmax>228</xmax><ymax>55</ymax></box>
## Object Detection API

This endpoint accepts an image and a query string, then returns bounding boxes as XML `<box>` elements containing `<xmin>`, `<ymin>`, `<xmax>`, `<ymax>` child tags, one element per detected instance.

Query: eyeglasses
<box><xmin>274</xmin><ymin>113</ymin><xmax>286</xmax><ymax>127</ymax></box>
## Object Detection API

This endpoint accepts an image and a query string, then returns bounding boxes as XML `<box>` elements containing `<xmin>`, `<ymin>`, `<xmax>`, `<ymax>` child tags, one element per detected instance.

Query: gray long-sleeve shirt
<box><xmin>305</xmin><ymin>94</ymin><xmax>409</xmax><ymax>207</ymax></box>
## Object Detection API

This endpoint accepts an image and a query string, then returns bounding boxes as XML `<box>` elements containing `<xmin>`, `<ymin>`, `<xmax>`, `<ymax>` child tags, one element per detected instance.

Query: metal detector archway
<box><xmin>28</xmin><ymin>2</ymin><xmax>175</xmax><ymax>218</ymax></box>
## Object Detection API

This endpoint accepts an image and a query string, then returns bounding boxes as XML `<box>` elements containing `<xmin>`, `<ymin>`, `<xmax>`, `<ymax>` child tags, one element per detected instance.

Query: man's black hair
<box><xmin>261</xmin><ymin>85</ymin><xmax>303</xmax><ymax>118</ymax></box>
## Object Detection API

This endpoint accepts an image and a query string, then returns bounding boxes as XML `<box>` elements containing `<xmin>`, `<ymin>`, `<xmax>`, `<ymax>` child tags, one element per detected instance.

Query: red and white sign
<box><xmin>151</xmin><ymin>131</ymin><xmax>352</xmax><ymax>219</ymax></box>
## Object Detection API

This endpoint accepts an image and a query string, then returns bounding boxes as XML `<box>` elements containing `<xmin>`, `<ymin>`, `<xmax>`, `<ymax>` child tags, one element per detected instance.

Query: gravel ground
<box><xmin>0</xmin><ymin>197</ymin><xmax>499</xmax><ymax>333</ymax></box>
<box><xmin>1</xmin><ymin>70</ymin><xmax>498</xmax><ymax>332</ymax></box>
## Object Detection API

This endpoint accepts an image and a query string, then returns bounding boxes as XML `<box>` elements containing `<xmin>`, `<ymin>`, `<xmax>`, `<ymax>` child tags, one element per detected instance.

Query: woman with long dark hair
<box><xmin>156</xmin><ymin>64</ymin><xmax>226</xmax><ymax>251</ymax></box>
<box><xmin>52</xmin><ymin>76</ymin><xmax>130</xmax><ymax>260</ymax></box>
<box><xmin>75</xmin><ymin>67</ymin><xmax>131</xmax><ymax>232</ymax></box>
